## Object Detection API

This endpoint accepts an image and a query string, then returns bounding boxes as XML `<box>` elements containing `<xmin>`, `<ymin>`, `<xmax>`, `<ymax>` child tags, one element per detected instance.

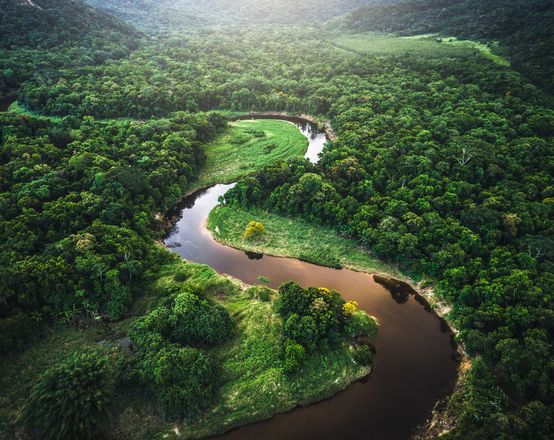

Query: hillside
<box><xmin>0</xmin><ymin>0</ymin><xmax>138</xmax><ymax>49</ymax></box>
<box><xmin>340</xmin><ymin>0</ymin><xmax>554</xmax><ymax>93</ymax></box>
<box><xmin>0</xmin><ymin>0</ymin><xmax>139</xmax><ymax>102</ymax></box>
<box><xmin>85</xmin><ymin>0</ymin><xmax>389</xmax><ymax>31</ymax></box>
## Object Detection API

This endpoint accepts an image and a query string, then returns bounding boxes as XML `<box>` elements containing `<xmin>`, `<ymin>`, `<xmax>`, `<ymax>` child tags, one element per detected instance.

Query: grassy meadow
<box><xmin>332</xmin><ymin>32</ymin><xmax>510</xmax><ymax>65</ymax></box>
<box><xmin>208</xmin><ymin>205</ymin><xmax>409</xmax><ymax>280</ymax></box>
<box><xmin>193</xmin><ymin>119</ymin><xmax>308</xmax><ymax>191</ymax></box>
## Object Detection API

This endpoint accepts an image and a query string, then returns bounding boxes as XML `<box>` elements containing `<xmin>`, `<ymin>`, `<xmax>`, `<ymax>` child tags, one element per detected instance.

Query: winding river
<box><xmin>165</xmin><ymin>120</ymin><xmax>459</xmax><ymax>440</ymax></box>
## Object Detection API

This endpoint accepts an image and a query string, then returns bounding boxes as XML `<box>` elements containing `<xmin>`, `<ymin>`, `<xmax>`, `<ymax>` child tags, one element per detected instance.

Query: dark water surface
<box><xmin>165</xmin><ymin>122</ymin><xmax>458</xmax><ymax>440</ymax></box>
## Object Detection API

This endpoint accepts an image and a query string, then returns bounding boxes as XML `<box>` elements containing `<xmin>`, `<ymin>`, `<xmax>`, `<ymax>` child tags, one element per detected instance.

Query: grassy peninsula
<box><xmin>193</xmin><ymin>119</ymin><xmax>308</xmax><ymax>191</ymax></box>
<box><xmin>208</xmin><ymin>205</ymin><xmax>408</xmax><ymax>280</ymax></box>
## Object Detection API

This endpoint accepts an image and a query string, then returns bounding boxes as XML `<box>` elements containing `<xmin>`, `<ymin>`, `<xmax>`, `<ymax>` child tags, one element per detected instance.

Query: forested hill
<box><xmin>339</xmin><ymin>0</ymin><xmax>554</xmax><ymax>94</ymax></box>
<box><xmin>85</xmin><ymin>0</ymin><xmax>390</xmax><ymax>31</ymax></box>
<box><xmin>0</xmin><ymin>0</ymin><xmax>139</xmax><ymax>49</ymax></box>
<box><xmin>0</xmin><ymin>0</ymin><xmax>139</xmax><ymax>102</ymax></box>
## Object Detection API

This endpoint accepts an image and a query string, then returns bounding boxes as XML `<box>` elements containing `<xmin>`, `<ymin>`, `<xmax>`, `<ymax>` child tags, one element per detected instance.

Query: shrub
<box><xmin>244</xmin><ymin>128</ymin><xmax>266</xmax><ymax>137</ymax></box>
<box><xmin>257</xmin><ymin>286</ymin><xmax>272</xmax><ymax>301</ymax></box>
<box><xmin>129</xmin><ymin>307</ymin><xmax>172</xmax><ymax>353</ymax></box>
<box><xmin>344</xmin><ymin>311</ymin><xmax>378</xmax><ymax>339</ymax></box>
<box><xmin>353</xmin><ymin>344</ymin><xmax>373</xmax><ymax>366</ymax></box>
<box><xmin>284</xmin><ymin>339</ymin><xmax>306</xmax><ymax>373</ymax></box>
<box><xmin>243</xmin><ymin>221</ymin><xmax>265</xmax><ymax>241</ymax></box>
<box><xmin>257</xmin><ymin>275</ymin><xmax>269</xmax><ymax>285</ymax></box>
<box><xmin>284</xmin><ymin>313</ymin><xmax>320</xmax><ymax>352</ymax></box>
<box><xmin>0</xmin><ymin>312</ymin><xmax>38</xmax><ymax>354</ymax></box>
<box><xmin>170</xmin><ymin>291</ymin><xmax>234</xmax><ymax>346</ymax></box>
<box><xmin>23</xmin><ymin>351</ymin><xmax>114</xmax><ymax>440</ymax></box>
<box><xmin>147</xmin><ymin>346</ymin><xmax>218</xmax><ymax>418</ymax></box>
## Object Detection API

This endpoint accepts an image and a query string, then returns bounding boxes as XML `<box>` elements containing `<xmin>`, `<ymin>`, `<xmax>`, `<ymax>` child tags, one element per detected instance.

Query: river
<box><xmin>164</xmin><ymin>120</ymin><xmax>459</xmax><ymax>440</ymax></box>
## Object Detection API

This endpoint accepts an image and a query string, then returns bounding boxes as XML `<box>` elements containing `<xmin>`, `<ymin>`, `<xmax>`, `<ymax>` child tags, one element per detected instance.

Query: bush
<box><xmin>129</xmin><ymin>307</ymin><xmax>172</xmax><ymax>353</ymax></box>
<box><xmin>352</xmin><ymin>344</ymin><xmax>373</xmax><ymax>366</ymax></box>
<box><xmin>24</xmin><ymin>351</ymin><xmax>114</xmax><ymax>440</ymax></box>
<box><xmin>170</xmin><ymin>291</ymin><xmax>234</xmax><ymax>346</ymax></box>
<box><xmin>174</xmin><ymin>271</ymin><xmax>188</xmax><ymax>282</ymax></box>
<box><xmin>246</xmin><ymin>285</ymin><xmax>272</xmax><ymax>301</ymax></box>
<box><xmin>147</xmin><ymin>346</ymin><xmax>218</xmax><ymax>418</ymax></box>
<box><xmin>0</xmin><ymin>312</ymin><xmax>38</xmax><ymax>354</ymax></box>
<box><xmin>284</xmin><ymin>338</ymin><xmax>306</xmax><ymax>373</ymax></box>
<box><xmin>284</xmin><ymin>313</ymin><xmax>320</xmax><ymax>352</ymax></box>
<box><xmin>257</xmin><ymin>286</ymin><xmax>272</xmax><ymax>301</ymax></box>
<box><xmin>344</xmin><ymin>310</ymin><xmax>378</xmax><ymax>339</ymax></box>
<box><xmin>243</xmin><ymin>221</ymin><xmax>265</xmax><ymax>241</ymax></box>
<box><xmin>244</xmin><ymin>128</ymin><xmax>266</xmax><ymax>137</ymax></box>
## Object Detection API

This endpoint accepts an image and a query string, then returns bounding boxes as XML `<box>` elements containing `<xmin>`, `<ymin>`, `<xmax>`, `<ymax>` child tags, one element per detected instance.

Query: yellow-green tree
<box><xmin>243</xmin><ymin>221</ymin><xmax>265</xmax><ymax>241</ymax></box>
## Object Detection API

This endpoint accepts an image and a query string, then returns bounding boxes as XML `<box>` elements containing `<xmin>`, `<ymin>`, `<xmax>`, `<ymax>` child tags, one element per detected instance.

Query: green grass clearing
<box><xmin>331</xmin><ymin>32</ymin><xmax>509</xmax><ymax>66</ymax></box>
<box><xmin>208</xmin><ymin>205</ymin><xmax>410</xmax><ymax>281</ymax></box>
<box><xmin>192</xmin><ymin>119</ymin><xmax>308</xmax><ymax>191</ymax></box>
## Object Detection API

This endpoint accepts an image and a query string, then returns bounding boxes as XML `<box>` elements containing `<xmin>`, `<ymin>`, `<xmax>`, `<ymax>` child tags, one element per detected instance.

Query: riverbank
<box><xmin>208</xmin><ymin>205</ymin><xmax>407</xmax><ymax>279</ymax></box>
<box><xmin>193</xmin><ymin>119</ymin><xmax>309</xmax><ymax>192</ymax></box>
<box><xmin>0</xmin><ymin>258</ymin><xmax>372</xmax><ymax>439</ymax></box>
<box><xmin>229</xmin><ymin>112</ymin><xmax>337</xmax><ymax>141</ymax></box>
<box><xmin>206</xmin><ymin>204</ymin><xmax>467</xmax><ymax>439</ymax></box>
<box><xmin>207</xmin><ymin>204</ymin><xmax>463</xmax><ymax>328</ymax></box>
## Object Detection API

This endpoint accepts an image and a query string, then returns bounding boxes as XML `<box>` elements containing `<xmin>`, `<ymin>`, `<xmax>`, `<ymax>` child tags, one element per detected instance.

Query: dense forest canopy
<box><xmin>339</xmin><ymin>0</ymin><xmax>554</xmax><ymax>93</ymax></box>
<box><xmin>0</xmin><ymin>0</ymin><xmax>139</xmax><ymax>102</ymax></box>
<box><xmin>0</xmin><ymin>0</ymin><xmax>138</xmax><ymax>49</ymax></box>
<box><xmin>1</xmin><ymin>0</ymin><xmax>553</xmax><ymax>439</ymax></box>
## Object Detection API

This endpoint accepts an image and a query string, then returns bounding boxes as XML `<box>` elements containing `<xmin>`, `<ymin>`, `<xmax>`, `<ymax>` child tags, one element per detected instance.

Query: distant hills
<box><xmin>84</xmin><ymin>0</ymin><xmax>391</xmax><ymax>31</ymax></box>
<box><xmin>0</xmin><ymin>0</ymin><xmax>138</xmax><ymax>49</ymax></box>
<box><xmin>340</xmin><ymin>0</ymin><xmax>554</xmax><ymax>93</ymax></box>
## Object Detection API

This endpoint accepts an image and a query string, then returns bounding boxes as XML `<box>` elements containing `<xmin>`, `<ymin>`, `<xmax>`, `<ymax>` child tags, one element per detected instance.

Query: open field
<box><xmin>193</xmin><ymin>119</ymin><xmax>308</xmax><ymax>191</ymax></box>
<box><xmin>331</xmin><ymin>32</ymin><xmax>510</xmax><ymax>65</ymax></box>
<box><xmin>208</xmin><ymin>205</ymin><xmax>410</xmax><ymax>280</ymax></box>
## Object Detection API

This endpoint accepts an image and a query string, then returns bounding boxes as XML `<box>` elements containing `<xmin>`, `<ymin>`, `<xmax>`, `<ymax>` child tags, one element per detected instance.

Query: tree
<box><xmin>243</xmin><ymin>221</ymin><xmax>266</xmax><ymax>241</ymax></box>
<box><xmin>148</xmin><ymin>346</ymin><xmax>218</xmax><ymax>419</ymax></box>
<box><xmin>284</xmin><ymin>339</ymin><xmax>306</xmax><ymax>373</ymax></box>
<box><xmin>23</xmin><ymin>351</ymin><xmax>114</xmax><ymax>440</ymax></box>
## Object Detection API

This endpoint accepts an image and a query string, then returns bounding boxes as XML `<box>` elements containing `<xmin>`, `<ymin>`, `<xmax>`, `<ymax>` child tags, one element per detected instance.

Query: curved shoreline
<box><xmin>204</xmin><ymin>213</ymin><xmax>463</xmax><ymax>361</ymax></box>
<box><xmin>229</xmin><ymin>112</ymin><xmax>337</xmax><ymax>141</ymax></box>
<box><xmin>203</xmin><ymin>205</ymin><xmax>467</xmax><ymax>439</ymax></box>
<box><xmin>162</xmin><ymin>118</ymin><xmax>462</xmax><ymax>439</ymax></box>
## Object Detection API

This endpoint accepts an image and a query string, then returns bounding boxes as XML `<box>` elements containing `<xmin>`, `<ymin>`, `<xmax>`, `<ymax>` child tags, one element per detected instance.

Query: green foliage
<box><xmin>194</xmin><ymin>119</ymin><xmax>308</xmax><ymax>191</ymax></box>
<box><xmin>86</xmin><ymin>0</ymin><xmax>376</xmax><ymax>31</ymax></box>
<box><xmin>243</xmin><ymin>221</ymin><xmax>266</xmax><ymax>241</ymax></box>
<box><xmin>244</xmin><ymin>128</ymin><xmax>266</xmax><ymax>138</ymax></box>
<box><xmin>0</xmin><ymin>312</ymin><xmax>40</xmax><ymax>354</ymax></box>
<box><xmin>207</xmin><ymin>205</ymin><xmax>401</xmax><ymax>275</ymax></box>
<box><xmin>340</xmin><ymin>0</ymin><xmax>554</xmax><ymax>93</ymax></box>
<box><xmin>1</xmin><ymin>1</ymin><xmax>553</xmax><ymax>435</ymax></box>
<box><xmin>284</xmin><ymin>338</ymin><xmax>306</xmax><ymax>373</ymax></box>
<box><xmin>344</xmin><ymin>310</ymin><xmax>378</xmax><ymax>340</ymax></box>
<box><xmin>144</xmin><ymin>346</ymin><xmax>218</xmax><ymax>418</ymax></box>
<box><xmin>276</xmin><ymin>282</ymin><xmax>376</xmax><ymax>372</ymax></box>
<box><xmin>23</xmin><ymin>350</ymin><xmax>114</xmax><ymax>440</ymax></box>
<box><xmin>352</xmin><ymin>344</ymin><xmax>373</xmax><ymax>366</ymax></box>
<box><xmin>246</xmin><ymin>285</ymin><xmax>272</xmax><ymax>301</ymax></box>
<box><xmin>257</xmin><ymin>275</ymin><xmax>269</xmax><ymax>284</ymax></box>
<box><xmin>171</xmin><ymin>291</ymin><xmax>234</xmax><ymax>346</ymax></box>
<box><xmin>128</xmin><ymin>280</ymin><xmax>233</xmax><ymax>418</ymax></box>
<box><xmin>0</xmin><ymin>112</ymin><xmax>226</xmax><ymax>352</ymax></box>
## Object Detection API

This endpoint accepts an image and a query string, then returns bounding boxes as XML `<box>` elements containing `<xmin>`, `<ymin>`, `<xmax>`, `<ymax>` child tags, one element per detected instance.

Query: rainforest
<box><xmin>0</xmin><ymin>1</ymin><xmax>553</xmax><ymax>439</ymax></box>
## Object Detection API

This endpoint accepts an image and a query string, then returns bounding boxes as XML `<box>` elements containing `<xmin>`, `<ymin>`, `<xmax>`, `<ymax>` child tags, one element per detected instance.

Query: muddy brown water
<box><xmin>165</xmin><ymin>121</ymin><xmax>458</xmax><ymax>440</ymax></box>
